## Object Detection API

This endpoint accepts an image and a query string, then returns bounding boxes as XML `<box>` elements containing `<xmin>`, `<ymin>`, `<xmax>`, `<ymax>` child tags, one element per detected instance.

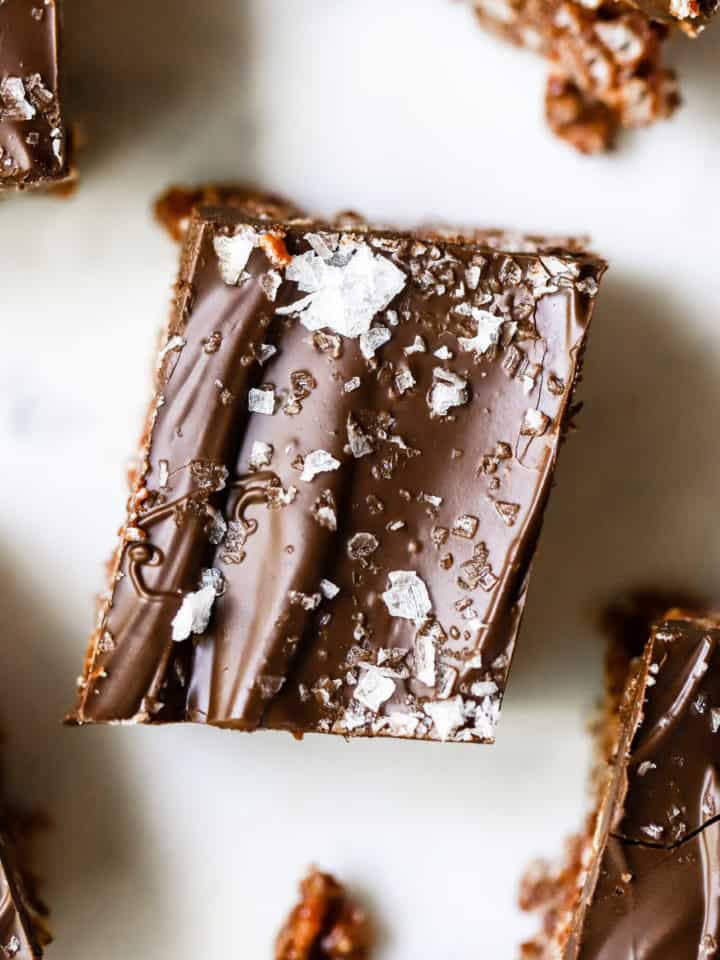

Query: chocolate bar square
<box><xmin>0</xmin><ymin>0</ymin><xmax>69</xmax><ymax>189</ymax></box>
<box><xmin>522</xmin><ymin>611</ymin><xmax>720</xmax><ymax>957</ymax></box>
<box><xmin>71</xmin><ymin>207</ymin><xmax>605</xmax><ymax>743</ymax></box>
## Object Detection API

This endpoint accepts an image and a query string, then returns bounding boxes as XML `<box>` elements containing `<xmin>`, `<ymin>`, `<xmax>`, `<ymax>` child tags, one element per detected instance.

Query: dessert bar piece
<box><xmin>471</xmin><ymin>0</ymin><xmax>679</xmax><ymax>153</ymax></box>
<box><xmin>70</xmin><ymin>207</ymin><xmax>605</xmax><ymax>742</ymax></box>
<box><xmin>521</xmin><ymin>610</ymin><xmax>720</xmax><ymax>958</ymax></box>
<box><xmin>0</xmin><ymin>803</ymin><xmax>50</xmax><ymax>958</ymax></box>
<box><xmin>275</xmin><ymin>869</ymin><xmax>370</xmax><ymax>960</ymax></box>
<box><xmin>0</xmin><ymin>0</ymin><xmax>69</xmax><ymax>189</ymax></box>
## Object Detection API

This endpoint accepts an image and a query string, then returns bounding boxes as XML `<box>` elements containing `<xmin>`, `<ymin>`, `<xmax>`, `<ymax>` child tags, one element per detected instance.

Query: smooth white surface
<box><xmin>1</xmin><ymin>2</ymin><xmax>718</xmax><ymax>957</ymax></box>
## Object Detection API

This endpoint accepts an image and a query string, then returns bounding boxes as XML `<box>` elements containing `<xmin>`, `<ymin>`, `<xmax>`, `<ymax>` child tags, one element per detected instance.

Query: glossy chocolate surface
<box><xmin>71</xmin><ymin>209</ymin><xmax>605</xmax><ymax>742</ymax></box>
<box><xmin>0</xmin><ymin>0</ymin><xmax>67</xmax><ymax>188</ymax></box>
<box><xmin>570</xmin><ymin>615</ymin><xmax>720</xmax><ymax>959</ymax></box>
<box><xmin>0</xmin><ymin>832</ymin><xmax>44</xmax><ymax>959</ymax></box>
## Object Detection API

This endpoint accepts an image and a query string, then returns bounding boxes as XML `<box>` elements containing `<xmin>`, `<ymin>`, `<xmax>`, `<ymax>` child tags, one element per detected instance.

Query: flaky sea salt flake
<box><xmin>213</xmin><ymin>227</ymin><xmax>257</xmax><ymax>285</ymax></box>
<box><xmin>424</xmin><ymin>696</ymin><xmax>465</xmax><ymax>740</ymax></box>
<box><xmin>353</xmin><ymin>667</ymin><xmax>396</xmax><ymax>713</ymax></box>
<box><xmin>428</xmin><ymin>367</ymin><xmax>468</xmax><ymax>417</ymax></box>
<box><xmin>276</xmin><ymin>241</ymin><xmax>406</xmax><ymax>339</ymax></box>
<box><xmin>403</xmin><ymin>336</ymin><xmax>426</xmax><ymax>356</ymax></box>
<box><xmin>248</xmin><ymin>387</ymin><xmax>276</xmax><ymax>415</ymax></box>
<box><xmin>171</xmin><ymin>584</ymin><xmax>217</xmax><ymax>642</ymax></box>
<box><xmin>395</xmin><ymin>367</ymin><xmax>416</xmax><ymax>395</ymax></box>
<box><xmin>360</xmin><ymin>324</ymin><xmax>392</xmax><ymax>359</ymax></box>
<box><xmin>711</xmin><ymin>709</ymin><xmax>720</xmax><ymax>733</ymax></box>
<box><xmin>301</xmin><ymin>449</ymin><xmax>341</xmax><ymax>482</ymax></box>
<box><xmin>520</xmin><ymin>408</ymin><xmax>550</xmax><ymax>437</ymax></box>
<box><xmin>414</xmin><ymin>627</ymin><xmax>437</xmax><ymax>687</ymax></box>
<box><xmin>458</xmin><ymin>309</ymin><xmax>504</xmax><ymax>358</ymax></box>
<box><xmin>249</xmin><ymin>441</ymin><xmax>273</xmax><ymax>469</ymax></box>
<box><xmin>382</xmin><ymin>571</ymin><xmax>432</xmax><ymax>620</ymax></box>
<box><xmin>0</xmin><ymin>77</ymin><xmax>35</xmax><ymax>120</ymax></box>
<box><xmin>320</xmin><ymin>579</ymin><xmax>340</xmax><ymax>599</ymax></box>
<box><xmin>256</xmin><ymin>343</ymin><xmax>277</xmax><ymax>365</ymax></box>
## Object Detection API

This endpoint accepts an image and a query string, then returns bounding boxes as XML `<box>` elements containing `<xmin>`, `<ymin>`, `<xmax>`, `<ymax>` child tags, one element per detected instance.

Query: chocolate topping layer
<box><xmin>0</xmin><ymin>834</ymin><xmax>47</xmax><ymax>959</ymax></box>
<box><xmin>71</xmin><ymin>208</ymin><xmax>605</xmax><ymax>742</ymax></box>
<box><xmin>524</xmin><ymin>613</ymin><xmax>720</xmax><ymax>958</ymax></box>
<box><xmin>0</xmin><ymin>0</ymin><xmax>68</xmax><ymax>188</ymax></box>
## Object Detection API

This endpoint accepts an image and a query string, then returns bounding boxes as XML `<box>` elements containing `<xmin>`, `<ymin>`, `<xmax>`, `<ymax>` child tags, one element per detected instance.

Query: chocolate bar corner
<box><xmin>521</xmin><ymin>607</ymin><xmax>720</xmax><ymax>958</ymax></box>
<box><xmin>0</xmin><ymin>809</ymin><xmax>50</xmax><ymax>959</ymax></box>
<box><xmin>71</xmin><ymin>205</ymin><xmax>606</xmax><ymax>744</ymax></box>
<box><xmin>0</xmin><ymin>0</ymin><xmax>70</xmax><ymax>191</ymax></box>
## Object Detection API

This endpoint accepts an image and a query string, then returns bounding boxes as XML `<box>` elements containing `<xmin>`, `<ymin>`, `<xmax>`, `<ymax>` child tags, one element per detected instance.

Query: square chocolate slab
<box><xmin>0</xmin><ymin>0</ymin><xmax>69</xmax><ymax>189</ymax></box>
<box><xmin>71</xmin><ymin>208</ymin><xmax>605</xmax><ymax>742</ymax></box>
<box><xmin>522</xmin><ymin>610</ymin><xmax>720</xmax><ymax>958</ymax></box>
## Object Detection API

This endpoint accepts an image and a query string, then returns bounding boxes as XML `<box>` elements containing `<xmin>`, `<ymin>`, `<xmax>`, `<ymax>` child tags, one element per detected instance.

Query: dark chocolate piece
<box><xmin>471</xmin><ymin>0</ymin><xmax>679</xmax><ymax>153</ymax></box>
<box><xmin>522</xmin><ymin>612</ymin><xmax>720</xmax><ymax>958</ymax></box>
<box><xmin>70</xmin><ymin>207</ymin><xmax>605</xmax><ymax>742</ymax></box>
<box><xmin>0</xmin><ymin>0</ymin><xmax>69</xmax><ymax>189</ymax></box>
<box><xmin>275</xmin><ymin>869</ymin><xmax>370</xmax><ymax>960</ymax></box>
<box><xmin>0</xmin><ymin>808</ymin><xmax>50</xmax><ymax>959</ymax></box>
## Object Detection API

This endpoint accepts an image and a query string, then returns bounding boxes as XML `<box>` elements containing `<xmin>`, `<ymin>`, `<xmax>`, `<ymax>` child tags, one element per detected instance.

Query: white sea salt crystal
<box><xmin>428</xmin><ymin>367</ymin><xmax>468</xmax><ymax>417</ymax></box>
<box><xmin>353</xmin><ymin>667</ymin><xmax>396</xmax><ymax>712</ymax></box>
<box><xmin>213</xmin><ymin>228</ymin><xmax>256</xmax><ymax>284</ymax></box>
<box><xmin>458</xmin><ymin>309</ymin><xmax>504</xmax><ymax>357</ymax></box>
<box><xmin>395</xmin><ymin>367</ymin><xmax>416</xmax><ymax>395</ymax></box>
<box><xmin>360</xmin><ymin>324</ymin><xmax>392</xmax><ymax>360</ymax></box>
<box><xmin>424</xmin><ymin>696</ymin><xmax>465</xmax><ymax>740</ymax></box>
<box><xmin>256</xmin><ymin>343</ymin><xmax>277</xmax><ymax>365</ymax></box>
<box><xmin>305</xmin><ymin>232</ymin><xmax>336</xmax><ymax>260</ymax></box>
<box><xmin>171</xmin><ymin>584</ymin><xmax>217</xmax><ymax>642</ymax></box>
<box><xmin>4</xmin><ymin>936</ymin><xmax>21</xmax><ymax>958</ymax></box>
<box><xmin>248</xmin><ymin>387</ymin><xmax>275</xmax><ymax>415</ymax></box>
<box><xmin>347</xmin><ymin>532</ymin><xmax>379</xmax><ymax>558</ymax></box>
<box><xmin>0</xmin><ymin>77</ymin><xmax>35</xmax><ymax>120</ymax></box>
<box><xmin>382</xmin><ymin>571</ymin><xmax>432</xmax><ymax>620</ymax></box>
<box><xmin>642</xmin><ymin>824</ymin><xmax>664</xmax><ymax>840</ymax></box>
<box><xmin>711</xmin><ymin>709</ymin><xmax>720</xmax><ymax>733</ymax></box>
<box><xmin>249</xmin><ymin>441</ymin><xmax>273</xmax><ymax>469</ymax></box>
<box><xmin>403</xmin><ymin>336</ymin><xmax>426</xmax><ymax>356</ymax></box>
<box><xmin>344</xmin><ymin>377</ymin><xmax>361</xmax><ymax>393</ymax></box>
<box><xmin>473</xmin><ymin>695</ymin><xmax>501</xmax><ymax>740</ymax></box>
<box><xmin>301</xmin><ymin>449</ymin><xmax>341</xmax><ymax>482</ymax></box>
<box><xmin>335</xmin><ymin>704</ymin><xmax>369</xmax><ymax>732</ymax></box>
<box><xmin>436</xmin><ymin>664</ymin><xmax>458</xmax><ymax>700</ymax></box>
<box><xmin>464</xmin><ymin>265</ymin><xmax>482</xmax><ymax>290</ymax></box>
<box><xmin>275</xmin><ymin>241</ymin><xmax>406</xmax><ymax>338</ymax></box>
<box><xmin>158</xmin><ymin>335</ymin><xmax>186</xmax><ymax>361</ymax></box>
<box><xmin>434</xmin><ymin>346</ymin><xmax>453</xmax><ymax>360</ymax></box>
<box><xmin>259</xmin><ymin>270</ymin><xmax>282</xmax><ymax>302</ymax></box>
<box><xmin>414</xmin><ymin>629</ymin><xmax>436</xmax><ymax>686</ymax></box>
<box><xmin>471</xmin><ymin>680</ymin><xmax>498</xmax><ymax>697</ymax></box>
<box><xmin>320</xmin><ymin>579</ymin><xmax>340</xmax><ymax>599</ymax></box>
<box><xmin>347</xmin><ymin>415</ymin><xmax>374</xmax><ymax>459</ymax></box>
<box><xmin>520</xmin><ymin>408</ymin><xmax>550</xmax><ymax>437</ymax></box>
<box><xmin>387</xmin><ymin>711</ymin><xmax>421</xmax><ymax>737</ymax></box>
